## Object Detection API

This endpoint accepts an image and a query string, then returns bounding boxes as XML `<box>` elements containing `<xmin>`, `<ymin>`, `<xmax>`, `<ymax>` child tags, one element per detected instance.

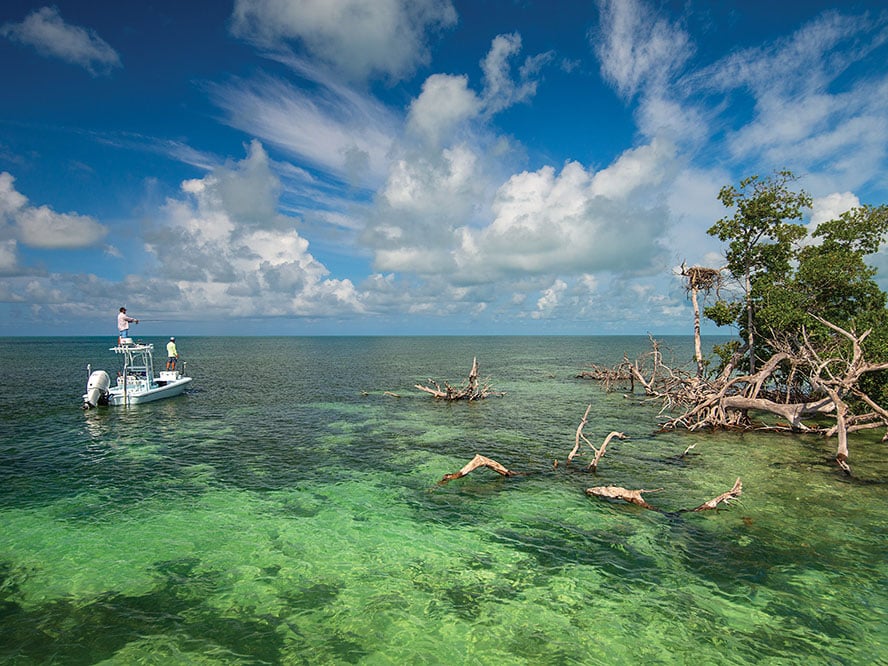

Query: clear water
<box><xmin>1</xmin><ymin>336</ymin><xmax>886</xmax><ymax>665</ymax></box>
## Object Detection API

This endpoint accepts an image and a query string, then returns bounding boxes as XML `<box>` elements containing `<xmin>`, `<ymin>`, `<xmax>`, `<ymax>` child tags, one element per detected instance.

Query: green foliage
<box><xmin>795</xmin><ymin>205</ymin><xmax>888</xmax><ymax>340</ymax></box>
<box><xmin>703</xmin><ymin>300</ymin><xmax>742</xmax><ymax>327</ymax></box>
<box><xmin>710</xmin><ymin>339</ymin><xmax>742</xmax><ymax>375</ymax></box>
<box><xmin>708</xmin><ymin>170</ymin><xmax>811</xmax><ymax>282</ymax></box>
<box><xmin>813</xmin><ymin>205</ymin><xmax>888</xmax><ymax>254</ymax></box>
<box><xmin>704</xmin><ymin>173</ymin><xmax>888</xmax><ymax>403</ymax></box>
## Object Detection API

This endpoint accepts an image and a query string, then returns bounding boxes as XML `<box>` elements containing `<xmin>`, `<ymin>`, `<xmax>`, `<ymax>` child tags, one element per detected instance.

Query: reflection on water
<box><xmin>0</xmin><ymin>336</ymin><xmax>886</xmax><ymax>664</ymax></box>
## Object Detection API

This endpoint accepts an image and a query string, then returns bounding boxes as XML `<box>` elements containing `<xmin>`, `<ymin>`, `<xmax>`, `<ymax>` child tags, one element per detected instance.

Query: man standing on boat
<box><xmin>117</xmin><ymin>307</ymin><xmax>138</xmax><ymax>344</ymax></box>
<box><xmin>166</xmin><ymin>337</ymin><xmax>179</xmax><ymax>370</ymax></box>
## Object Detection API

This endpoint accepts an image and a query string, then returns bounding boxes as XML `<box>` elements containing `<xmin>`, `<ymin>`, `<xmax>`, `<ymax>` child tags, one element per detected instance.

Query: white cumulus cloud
<box><xmin>230</xmin><ymin>0</ymin><xmax>457</xmax><ymax>83</ymax></box>
<box><xmin>145</xmin><ymin>140</ymin><xmax>364</xmax><ymax>318</ymax></box>
<box><xmin>0</xmin><ymin>240</ymin><xmax>18</xmax><ymax>275</ymax></box>
<box><xmin>532</xmin><ymin>279</ymin><xmax>567</xmax><ymax>319</ymax></box>
<box><xmin>0</xmin><ymin>172</ymin><xmax>108</xmax><ymax>250</ymax></box>
<box><xmin>407</xmin><ymin>74</ymin><xmax>482</xmax><ymax>146</ymax></box>
<box><xmin>17</xmin><ymin>206</ymin><xmax>108</xmax><ymax>249</ymax></box>
<box><xmin>809</xmin><ymin>191</ymin><xmax>860</xmax><ymax>228</ymax></box>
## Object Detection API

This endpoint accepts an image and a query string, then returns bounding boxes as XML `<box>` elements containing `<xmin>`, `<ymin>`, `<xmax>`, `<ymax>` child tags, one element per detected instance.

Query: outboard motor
<box><xmin>83</xmin><ymin>370</ymin><xmax>111</xmax><ymax>409</ymax></box>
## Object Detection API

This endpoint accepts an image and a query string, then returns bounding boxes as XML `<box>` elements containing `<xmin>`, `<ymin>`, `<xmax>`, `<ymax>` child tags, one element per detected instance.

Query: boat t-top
<box><xmin>82</xmin><ymin>338</ymin><xmax>192</xmax><ymax>408</ymax></box>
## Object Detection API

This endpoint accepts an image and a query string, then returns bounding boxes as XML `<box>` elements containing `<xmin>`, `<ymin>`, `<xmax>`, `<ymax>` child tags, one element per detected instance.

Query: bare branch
<box><xmin>587</xmin><ymin>431</ymin><xmax>627</xmax><ymax>472</ymax></box>
<box><xmin>567</xmin><ymin>404</ymin><xmax>593</xmax><ymax>464</ymax></box>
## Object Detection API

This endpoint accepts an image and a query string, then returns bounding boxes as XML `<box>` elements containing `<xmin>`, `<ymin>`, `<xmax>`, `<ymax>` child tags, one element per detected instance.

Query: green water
<box><xmin>0</xmin><ymin>336</ymin><xmax>886</xmax><ymax>665</ymax></box>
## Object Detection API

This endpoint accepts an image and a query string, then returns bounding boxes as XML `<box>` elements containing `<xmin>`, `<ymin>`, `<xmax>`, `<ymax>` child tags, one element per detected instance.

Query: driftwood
<box><xmin>439</xmin><ymin>445</ymin><xmax>739</xmax><ymax>517</ymax></box>
<box><xmin>585</xmin><ymin>486</ymin><xmax>662</xmax><ymax>510</ymax></box>
<box><xmin>415</xmin><ymin>357</ymin><xmax>501</xmax><ymax>400</ymax></box>
<box><xmin>438</xmin><ymin>454</ymin><xmax>519</xmax><ymax>484</ymax></box>
<box><xmin>565</xmin><ymin>406</ymin><xmax>626</xmax><ymax>472</ymax></box>
<box><xmin>588</xmin><ymin>431</ymin><xmax>626</xmax><ymax>472</ymax></box>
<box><xmin>587</xmin><ymin>478</ymin><xmax>742</xmax><ymax>513</ymax></box>
<box><xmin>436</xmin><ymin>394</ymin><xmax>738</xmax><ymax>514</ymax></box>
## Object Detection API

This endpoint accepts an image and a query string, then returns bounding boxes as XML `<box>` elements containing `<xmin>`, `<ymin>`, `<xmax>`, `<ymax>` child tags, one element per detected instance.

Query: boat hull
<box><xmin>105</xmin><ymin>376</ymin><xmax>193</xmax><ymax>405</ymax></box>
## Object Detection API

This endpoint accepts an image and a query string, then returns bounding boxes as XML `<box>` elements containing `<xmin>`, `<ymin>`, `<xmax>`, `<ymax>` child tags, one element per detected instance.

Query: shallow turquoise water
<box><xmin>1</xmin><ymin>336</ymin><xmax>886</xmax><ymax>664</ymax></box>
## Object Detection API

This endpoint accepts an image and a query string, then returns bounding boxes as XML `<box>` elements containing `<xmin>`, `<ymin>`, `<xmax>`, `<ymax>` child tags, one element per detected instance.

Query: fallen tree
<box><xmin>415</xmin><ymin>357</ymin><xmax>502</xmax><ymax>401</ymax></box>
<box><xmin>586</xmin><ymin>319</ymin><xmax>888</xmax><ymax>475</ymax></box>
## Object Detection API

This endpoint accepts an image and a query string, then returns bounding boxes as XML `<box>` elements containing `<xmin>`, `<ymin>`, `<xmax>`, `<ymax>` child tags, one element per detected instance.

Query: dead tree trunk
<box><xmin>679</xmin><ymin>264</ymin><xmax>722</xmax><ymax>379</ymax></box>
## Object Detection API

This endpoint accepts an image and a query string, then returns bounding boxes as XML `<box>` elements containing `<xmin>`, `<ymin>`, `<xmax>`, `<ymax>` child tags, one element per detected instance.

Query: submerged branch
<box><xmin>687</xmin><ymin>478</ymin><xmax>743</xmax><ymax>512</ymax></box>
<box><xmin>438</xmin><ymin>454</ymin><xmax>519</xmax><ymax>484</ymax></box>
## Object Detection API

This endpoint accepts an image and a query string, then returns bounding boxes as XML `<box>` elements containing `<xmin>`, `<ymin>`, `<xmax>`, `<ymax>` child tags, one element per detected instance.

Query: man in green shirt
<box><xmin>166</xmin><ymin>337</ymin><xmax>179</xmax><ymax>371</ymax></box>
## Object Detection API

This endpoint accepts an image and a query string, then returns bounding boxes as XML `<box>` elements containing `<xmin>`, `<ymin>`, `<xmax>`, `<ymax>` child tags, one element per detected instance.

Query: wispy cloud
<box><xmin>209</xmin><ymin>73</ymin><xmax>398</xmax><ymax>188</ymax></box>
<box><xmin>593</xmin><ymin>0</ymin><xmax>693</xmax><ymax>101</ymax></box>
<box><xmin>689</xmin><ymin>10</ymin><xmax>888</xmax><ymax>193</ymax></box>
<box><xmin>480</xmin><ymin>32</ymin><xmax>553</xmax><ymax>115</ymax></box>
<box><xmin>0</xmin><ymin>6</ymin><xmax>121</xmax><ymax>76</ymax></box>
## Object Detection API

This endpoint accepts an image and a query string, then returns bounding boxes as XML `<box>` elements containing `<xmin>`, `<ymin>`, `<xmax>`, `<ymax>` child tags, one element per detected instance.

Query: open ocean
<box><xmin>1</xmin><ymin>335</ymin><xmax>886</xmax><ymax>665</ymax></box>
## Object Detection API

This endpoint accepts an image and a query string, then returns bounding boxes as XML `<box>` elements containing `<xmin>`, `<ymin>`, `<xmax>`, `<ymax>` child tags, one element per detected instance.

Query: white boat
<box><xmin>82</xmin><ymin>338</ymin><xmax>192</xmax><ymax>408</ymax></box>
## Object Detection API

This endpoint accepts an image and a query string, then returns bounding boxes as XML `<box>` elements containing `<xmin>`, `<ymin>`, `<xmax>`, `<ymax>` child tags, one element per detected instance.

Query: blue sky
<box><xmin>1</xmin><ymin>0</ymin><xmax>887</xmax><ymax>336</ymax></box>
